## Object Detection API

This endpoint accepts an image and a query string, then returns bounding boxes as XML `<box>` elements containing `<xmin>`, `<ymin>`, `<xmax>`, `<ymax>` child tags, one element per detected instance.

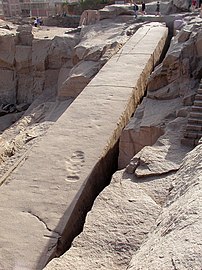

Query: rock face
<box><xmin>148</xmin><ymin>18</ymin><xmax>202</xmax><ymax>95</ymax></box>
<box><xmin>128</xmin><ymin>143</ymin><xmax>202</xmax><ymax>270</ymax></box>
<box><xmin>79</xmin><ymin>10</ymin><xmax>100</xmax><ymax>26</ymax></box>
<box><xmin>44</xmin><ymin>170</ymin><xmax>161</xmax><ymax>270</ymax></box>
<box><xmin>99</xmin><ymin>5</ymin><xmax>134</xmax><ymax>20</ymax></box>
<box><xmin>167</xmin><ymin>0</ymin><xmax>191</xmax><ymax>12</ymax></box>
<box><xmin>0</xmin><ymin>18</ymin><xmax>135</xmax><ymax>105</ymax></box>
<box><xmin>0</xmin><ymin>25</ymin><xmax>78</xmax><ymax>105</ymax></box>
<box><xmin>118</xmin><ymin>98</ymin><xmax>181</xmax><ymax>169</ymax></box>
<box><xmin>119</xmin><ymin>16</ymin><xmax>202</xmax><ymax>169</ymax></box>
<box><xmin>57</xmin><ymin>20</ymin><xmax>133</xmax><ymax>99</ymax></box>
<box><xmin>126</xmin><ymin>117</ymin><xmax>191</xmax><ymax>177</ymax></box>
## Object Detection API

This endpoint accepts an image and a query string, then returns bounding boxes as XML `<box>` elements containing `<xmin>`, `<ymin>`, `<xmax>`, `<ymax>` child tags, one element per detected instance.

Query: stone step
<box><xmin>186</xmin><ymin>124</ymin><xmax>202</xmax><ymax>131</ymax></box>
<box><xmin>191</xmin><ymin>105</ymin><xmax>202</xmax><ymax>112</ymax></box>
<box><xmin>189</xmin><ymin>111</ymin><xmax>202</xmax><ymax>118</ymax></box>
<box><xmin>195</xmin><ymin>94</ymin><xmax>202</xmax><ymax>100</ymax></box>
<box><xmin>188</xmin><ymin>117</ymin><xmax>202</xmax><ymax>125</ymax></box>
<box><xmin>194</xmin><ymin>100</ymin><xmax>202</xmax><ymax>107</ymax></box>
<box><xmin>198</xmin><ymin>88</ymin><xmax>202</xmax><ymax>94</ymax></box>
<box><xmin>184</xmin><ymin>130</ymin><xmax>202</xmax><ymax>139</ymax></box>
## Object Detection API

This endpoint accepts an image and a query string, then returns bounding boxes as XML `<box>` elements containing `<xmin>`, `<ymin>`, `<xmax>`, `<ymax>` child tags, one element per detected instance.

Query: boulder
<box><xmin>147</xmin><ymin>21</ymin><xmax>202</xmax><ymax>98</ymax></box>
<box><xmin>72</xmin><ymin>21</ymin><xmax>129</xmax><ymax>65</ymax></box>
<box><xmin>16</xmin><ymin>25</ymin><xmax>33</xmax><ymax>46</ymax></box>
<box><xmin>118</xmin><ymin>97</ymin><xmax>182</xmax><ymax>169</ymax></box>
<box><xmin>177</xmin><ymin>29</ymin><xmax>191</xmax><ymax>42</ymax></box>
<box><xmin>99</xmin><ymin>5</ymin><xmax>134</xmax><ymax>20</ymax></box>
<box><xmin>167</xmin><ymin>0</ymin><xmax>191</xmax><ymax>12</ymax></box>
<box><xmin>79</xmin><ymin>10</ymin><xmax>100</xmax><ymax>26</ymax></box>
<box><xmin>58</xmin><ymin>60</ymin><xmax>101</xmax><ymax>98</ymax></box>
<box><xmin>127</xmin><ymin>117</ymin><xmax>191</xmax><ymax>177</ymax></box>
<box><xmin>46</xmin><ymin>36</ymin><xmax>77</xmax><ymax>69</ymax></box>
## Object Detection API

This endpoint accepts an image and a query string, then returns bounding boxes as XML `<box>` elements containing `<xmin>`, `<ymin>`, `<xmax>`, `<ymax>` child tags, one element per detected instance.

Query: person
<box><xmin>34</xmin><ymin>18</ymin><xmax>38</xmax><ymax>27</ymax></box>
<box><xmin>36</xmin><ymin>17</ymin><xmax>40</xmax><ymax>25</ymax></box>
<box><xmin>133</xmin><ymin>2</ymin><xmax>139</xmax><ymax>18</ymax></box>
<box><xmin>141</xmin><ymin>1</ymin><xmax>146</xmax><ymax>14</ymax></box>
<box><xmin>39</xmin><ymin>18</ymin><xmax>43</xmax><ymax>26</ymax></box>
<box><xmin>155</xmin><ymin>1</ymin><xmax>160</xmax><ymax>16</ymax></box>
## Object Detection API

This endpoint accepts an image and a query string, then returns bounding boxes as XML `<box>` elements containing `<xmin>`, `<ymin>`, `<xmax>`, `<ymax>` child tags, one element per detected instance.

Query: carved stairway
<box><xmin>182</xmin><ymin>80</ymin><xmax>202</xmax><ymax>146</ymax></box>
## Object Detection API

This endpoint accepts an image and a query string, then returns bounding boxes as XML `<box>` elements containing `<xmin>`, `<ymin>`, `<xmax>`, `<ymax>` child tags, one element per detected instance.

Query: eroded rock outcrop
<box><xmin>167</xmin><ymin>0</ymin><xmax>191</xmax><ymax>13</ymax></box>
<box><xmin>119</xmin><ymin>16</ymin><xmax>202</xmax><ymax>169</ymax></box>
<box><xmin>58</xmin><ymin>20</ymin><xmax>134</xmax><ymax>99</ymax></box>
<box><xmin>44</xmin><ymin>170</ymin><xmax>162</xmax><ymax>270</ymax></box>
<box><xmin>0</xmin><ymin>25</ymin><xmax>78</xmax><ymax>105</ymax></box>
<box><xmin>128</xmin><ymin>143</ymin><xmax>202</xmax><ymax>270</ymax></box>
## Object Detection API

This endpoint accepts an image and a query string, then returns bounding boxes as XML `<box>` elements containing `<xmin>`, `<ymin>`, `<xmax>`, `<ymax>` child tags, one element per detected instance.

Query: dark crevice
<box><xmin>24</xmin><ymin>210</ymin><xmax>61</xmax><ymax>238</ymax></box>
<box><xmin>36</xmin><ymin>141</ymin><xmax>120</xmax><ymax>270</ymax></box>
<box><xmin>46</xmin><ymin>140</ymin><xmax>119</xmax><ymax>263</ymax></box>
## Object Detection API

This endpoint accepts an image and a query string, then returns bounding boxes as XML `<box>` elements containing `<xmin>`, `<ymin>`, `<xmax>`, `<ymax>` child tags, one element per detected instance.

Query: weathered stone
<box><xmin>16</xmin><ymin>103</ymin><xmax>30</xmax><ymax>112</ymax></box>
<box><xmin>58</xmin><ymin>60</ymin><xmax>101</xmax><ymax>98</ymax></box>
<box><xmin>195</xmin><ymin>29</ymin><xmax>202</xmax><ymax>57</ymax></box>
<box><xmin>0</xmin><ymin>69</ymin><xmax>16</xmax><ymax>104</ymax></box>
<box><xmin>128</xmin><ymin>143</ymin><xmax>202</xmax><ymax>270</ymax></box>
<box><xmin>79</xmin><ymin>10</ymin><xmax>100</xmax><ymax>26</ymax></box>
<box><xmin>183</xmin><ymin>93</ymin><xmax>196</xmax><ymax>106</ymax></box>
<box><xmin>44</xmin><ymin>171</ymin><xmax>161</xmax><ymax>270</ymax></box>
<box><xmin>167</xmin><ymin>0</ymin><xmax>190</xmax><ymax>12</ymax></box>
<box><xmin>147</xmin><ymin>81</ymin><xmax>180</xmax><ymax>99</ymax></box>
<box><xmin>57</xmin><ymin>67</ymin><xmax>71</xmax><ymax>91</ymax></box>
<box><xmin>177</xmin><ymin>29</ymin><xmax>191</xmax><ymax>42</ymax></box>
<box><xmin>0</xmin><ymin>34</ymin><xmax>15</xmax><ymax>68</ymax></box>
<box><xmin>32</xmin><ymin>39</ymin><xmax>51</xmax><ymax>72</ymax></box>
<box><xmin>176</xmin><ymin>106</ymin><xmax>191</xmax><ymax>117</ymax></box>
<box><xmin>0</xmin><ymin>112</ymin><xmax>23</xmax><ymax>132</ymax></box>
<box><xmin>72</xmin><ymin>21</ymin><xmax>130</xmax><ymax>65</ymax></box>
<box><xmin>129</xmin><ymin>117</ymin><xmax>191</xmax><ymax>177</ymax></box>
<box><xmin>99</xmin><ymin>5</ymin><xmax>134</xmax><ymax>20</ymax></box>
<box><xmin>15</xmin><ymin>45</ymin><xmax>32</xmax><ymax>72</ymax></box>
<box><xmin>16</xmin><ymin>24</ymin><xmax>33</xmax><ymax>46</ymax></box>
<box><xmin>118</xmin><ymin>98</ymin><xmax>181</xmax><ymax>169</ymax></box>
<box><xmin>147</xmin><ymin>21</ymin><xmax>202</xmax><ymax>104</ymax></box>
<box><xmin>46</xmin><ymin>36</ymin><xmax>77</xmax><ymax>69</ymax></box>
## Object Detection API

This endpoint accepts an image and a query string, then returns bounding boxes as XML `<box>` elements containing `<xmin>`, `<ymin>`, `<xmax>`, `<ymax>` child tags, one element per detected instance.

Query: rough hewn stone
<box><xmin>127</xmin><ymin>143</ymin><xmax>202</xmax><ymax>270</ymax></box>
